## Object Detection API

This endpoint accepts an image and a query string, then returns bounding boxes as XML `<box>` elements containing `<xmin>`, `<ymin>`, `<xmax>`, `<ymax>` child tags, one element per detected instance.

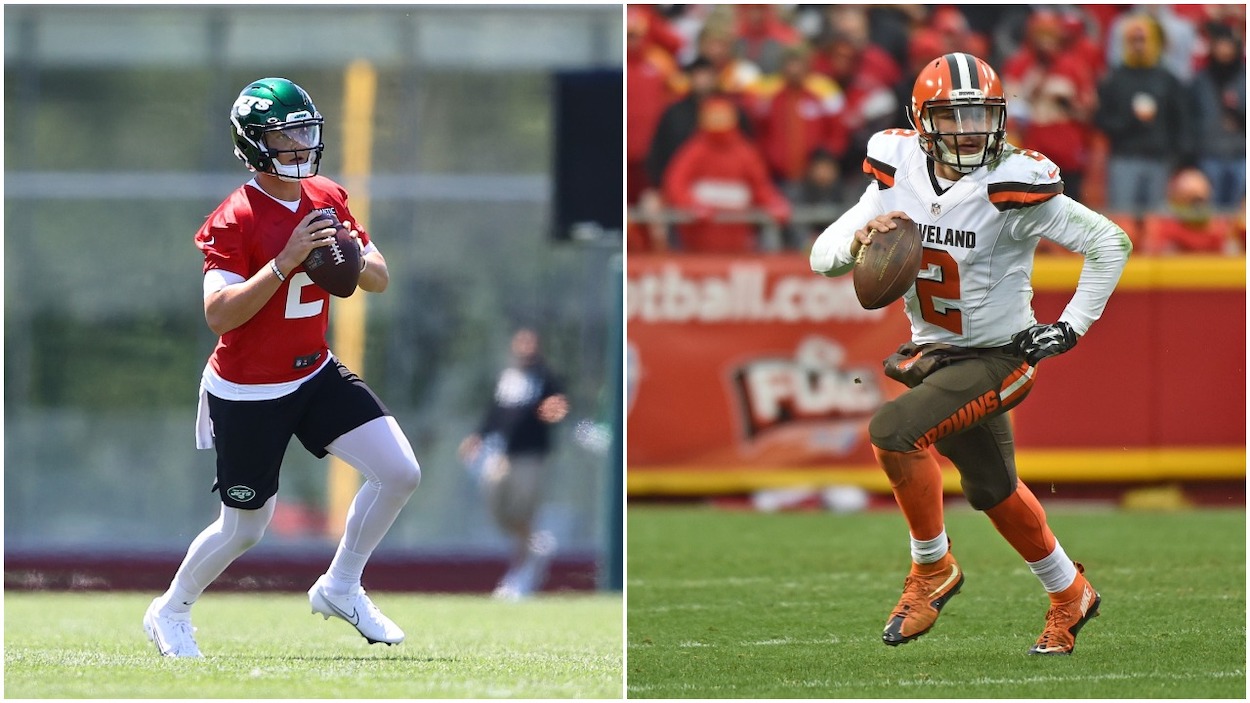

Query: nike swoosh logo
<box><xmin>204</xmin><ymin>236</ymin><xmax>215</xmax><ymax>246</ymax></box>
<box><xmin>323</xmin><ymin>597</ymin><xmax>360</xmax><ymax>626</ymax></box>
<box><xmin>1079</xmin><ymin>585</ymin><xmax>1094</xmax><ymax>614</ymax></box>
<box><xmin>1047</xmin><ymin>167</ymin><xmax>1060</xmax><ymax>179</ymax></box>
<box><xmin>929</xmin><ymin>565</ymin><xmax>961</xmax><ymax>599</ymax></box>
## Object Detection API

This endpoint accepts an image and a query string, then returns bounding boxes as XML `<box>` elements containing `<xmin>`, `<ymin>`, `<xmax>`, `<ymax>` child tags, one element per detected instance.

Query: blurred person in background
<box><xmin>637</xmin><ymin>55</ymin><xmax>754</xmax><ymax>253</ymax></box>
<box><xmin>1105</xmin><ymin>4</ymin><xmax>1201</xmax><ymax>82</ymax></box>
<box><xmin>630</xmin><ymin>4</ymin><xmax>690</xmax><ymax>252</ymax></box>
<box><xmin>754</xmin><ymin>44</ymin><xmax>844</xmax><ymax>195</ymax></box>
<box><xmin>1001</xmin><ymin>9</ymin><xmax>1099</xmax><ymax>203</ymax></box>
<box><xmin>924</xmin><ymin>6</ymin><xmax>992</xmax><ymax>64</ymax></box>
<box><xmin>144</xmin><ymin>78</ymin><xmax>422</xmax><ymax>658</ymax></box>
<box><xmin>811</xmin><ymin>6</ymin><xmax>902</xmax><ymax>181</ymax></box>
<box><xmin>787</xmin><ymin>146</ymin><xmax>858</xmax><ymax>249</ymax></box>
<box><xmin>1095</xmin><ymin>14</ymin><xmax>1193</xmax><ymax>216</ymax></box>
<box><xmin>459</xmin><ymin>328</ymin><xmax>569</xmax><ymax>601</ymax></box>
<box><xmin>810</xmin><ymin>52</ymin><xmax>1130</xmax><ymax>655</ymax></box>
<box><xmin>646</xmin><ymin>55</ymin><xmax>755</xmax><ymax>190</ymax></box>
<box><xmin>661</xmin><ymin>96</ymin><xmax>791</xmax><ymax>253</ymax></box>
<box><xmin>1143</xmin><ymin>168</ymin><xmax>1241</xmax><ymax>255</ymax></box>
<box><xmin>694</xmin><ymin>10</ymin><xmax>765</xmax><ymax>106</ymax></box>
<box><xmin>627</xmin><ymin>4</ymin><xmax>685</xmax><ymax>206</ymax></box>
<box><xmin>812</xmin><ymin>5</ymin><xmax>903</xmax><ymax>91</ymax></box>
<box><xmin>732</xmin><ymin>4</ymin><xmax>803</xmax><ymax>75</ymax></box>
<box><xmin>1190</xmin><ymin>22</ymin><xmax>1246</xmax><ymax>210</ymax></box>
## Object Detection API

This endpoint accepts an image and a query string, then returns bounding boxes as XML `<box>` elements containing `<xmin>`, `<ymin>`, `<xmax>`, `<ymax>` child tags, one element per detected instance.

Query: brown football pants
<box><xmin>868</xmin><ymin>345</ymin><xmax>1036</xmax><ymax>511</ymax></box>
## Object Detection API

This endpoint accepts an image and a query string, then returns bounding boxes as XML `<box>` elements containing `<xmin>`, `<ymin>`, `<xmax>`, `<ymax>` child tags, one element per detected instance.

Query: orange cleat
<box><xmin>882</xmin><ymin>551</ymin><xmax>964</xmax><ymax>646</ymax></box>
<box><xmin>1028</xmin><ymin>562</ymin><xmax>1101</xmax><ymax>655</ymax></box>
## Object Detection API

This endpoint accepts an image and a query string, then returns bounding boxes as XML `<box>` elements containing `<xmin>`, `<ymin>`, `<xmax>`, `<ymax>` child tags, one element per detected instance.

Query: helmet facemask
<box><xmin>257</xmin><ymin>120</ymin><xmax>323</xmax><ymax>181</ymax></box>
<box><xmin>913</xmin><ymin>99</ymin><xmax>1006</xmax><ymax>173</ymax></box>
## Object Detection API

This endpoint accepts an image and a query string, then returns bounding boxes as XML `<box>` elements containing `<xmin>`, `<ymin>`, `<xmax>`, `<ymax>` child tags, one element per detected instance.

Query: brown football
<box><xmin>852</xmin><ymin>216</ymin><xmax>923</xmax><ymax>309</ymax></box>
<box><xmin>302</xmin><ymin>212</ymin><xmax>361</xmax><ymax>298</ymax></box>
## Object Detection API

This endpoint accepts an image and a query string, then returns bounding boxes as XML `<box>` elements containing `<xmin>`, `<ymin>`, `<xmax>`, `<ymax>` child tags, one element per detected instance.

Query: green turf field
<box><xmin>627</xmin><ymin>504</ymin><xmax>1246</xmax><ymax>699</ymax></box>
<box><xmin>4</xmin><ymin>591</ymin><xmax>622</xmax><ymax>698</ymax></box>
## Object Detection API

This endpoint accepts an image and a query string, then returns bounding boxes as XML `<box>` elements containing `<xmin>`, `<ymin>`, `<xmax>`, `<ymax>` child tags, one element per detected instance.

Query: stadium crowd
<box><xmin>626</xmin><ymin>4</ymin><xmax>1247</xmax><ymax>254</ymax></box>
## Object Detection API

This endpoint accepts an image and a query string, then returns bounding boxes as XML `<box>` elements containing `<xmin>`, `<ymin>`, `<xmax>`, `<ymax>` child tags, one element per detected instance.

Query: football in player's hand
<box><xmin>852</xmin><ymin>216</ymin><xmax>923</xmax><ymax>310</ymax></box>
<box><xmin>302</xmin><ymin>212</ymin><xmax>361</xmax><ymax>298</ymax></box>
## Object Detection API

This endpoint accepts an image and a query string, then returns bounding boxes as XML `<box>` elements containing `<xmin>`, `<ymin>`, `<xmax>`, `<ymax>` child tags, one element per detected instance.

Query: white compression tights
<box><xmin>158</xmin><ymin>415</ymin><xmax>421</xmax><ymax>611</ymax></box>
<box><xmin>323</xmin><ymin>415</ymin><xmax>422</xmax><ymax>590</ymax></box>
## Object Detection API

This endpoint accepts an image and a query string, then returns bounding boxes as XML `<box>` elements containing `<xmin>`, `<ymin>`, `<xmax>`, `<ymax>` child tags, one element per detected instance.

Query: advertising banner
<box><xmin>627</xmin><ymin>254</ymin><xmax>1246</xmax><ymax>495</ymax></box>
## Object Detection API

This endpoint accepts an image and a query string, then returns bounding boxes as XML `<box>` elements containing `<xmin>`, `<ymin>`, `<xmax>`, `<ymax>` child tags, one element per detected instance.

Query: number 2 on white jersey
<box><xmin>284</xmin><ymin>272</ymin><xmax>324</xmax><ymax>319</ymax></box>
<box><xmin>916</xmin><ymin>248</ymin><xmax>963</xmax><ymax>335</ymax></box>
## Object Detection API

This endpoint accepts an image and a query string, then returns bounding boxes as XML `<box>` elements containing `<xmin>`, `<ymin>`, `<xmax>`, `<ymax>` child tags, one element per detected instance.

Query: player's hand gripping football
<box><xmin>274</xmin><ymin>210</ymin><xmax>341</xmax><ymax>274</ymax></box>
<box><xmin>1011</xmin><ymin>321</ymin><xmax>1078</xmax><ymax>366</ymax></box>
<box><xmin>853</xmin><ymin>211</ymin><xmax>911</xmax><ymax>263</ymax></box>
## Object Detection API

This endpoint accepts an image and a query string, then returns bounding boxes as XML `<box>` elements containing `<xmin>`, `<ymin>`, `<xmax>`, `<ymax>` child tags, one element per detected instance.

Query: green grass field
<box><xmin>627</xmin><ymin>504</ymin><xmax>1246</xmax><ymax>699</ymax></box>
<box><xmin>4</xmin><ymin>591</ymin><xmax>622</xmax><ymax>698</ymax></box>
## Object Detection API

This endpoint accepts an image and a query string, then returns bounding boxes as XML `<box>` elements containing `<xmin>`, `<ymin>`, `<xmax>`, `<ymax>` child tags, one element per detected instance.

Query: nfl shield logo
<box><xmin>931</xmin><ymin>202</ymin><xmax>942</xmax><ymax>216</ymax></box>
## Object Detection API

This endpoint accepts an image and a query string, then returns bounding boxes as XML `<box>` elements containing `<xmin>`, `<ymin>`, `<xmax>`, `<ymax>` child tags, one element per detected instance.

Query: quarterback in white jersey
<box><xmin>809</xmin><ymin>53</ymin><xmax>1130</xmax><ymax>656</ymax></box>
<box><xmin>812</xmin><ymin>129</ymin><xmax>1129</xmax><ymax>348</ymax></box>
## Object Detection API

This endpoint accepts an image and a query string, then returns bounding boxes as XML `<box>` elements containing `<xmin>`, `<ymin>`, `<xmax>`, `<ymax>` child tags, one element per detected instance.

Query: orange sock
<box><xmin>873</xmin><ymin>446</ymin><xmax>944</xmax><ymax>542</ymax></box>
<box><xmin>984</xmin><ymin>481</ymin><xmax>1057</xmax><ymax>562</ymax></box>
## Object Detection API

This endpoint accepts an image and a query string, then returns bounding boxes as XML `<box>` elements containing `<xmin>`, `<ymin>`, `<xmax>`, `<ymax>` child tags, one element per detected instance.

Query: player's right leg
<box><xmin>144</xmin><ymin>392</ymin><xmax>292</xmax><ymax>657</ymax></box>
<box><xmin>145</xmin><ymin>500</ymin><xmax>275</xmax><ymax>657</ymax></box>
<box><xmin>869</xmin><ymin>409</ymin><xmax>961</xmax><ymax>646</ymax></box>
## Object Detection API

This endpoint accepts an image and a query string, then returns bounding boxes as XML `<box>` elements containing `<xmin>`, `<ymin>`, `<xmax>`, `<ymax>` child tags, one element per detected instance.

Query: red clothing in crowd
<box><xmin>754</xmin><ymin>75</ymin><xmax>844</xmax><ymax>183</ymax></box>
<box><xmin>662</xmin><ymin>116</ymin><xmax>790</xmax><ymax>253</ymax></box>
<box><xmin>627</xmin><ymin>8</ymin><xmax>685</xmax><ymax>201</ymax></box>
<box><xmin>811</xmin><ymin>43</ymin><xmax>901</xmax><ymax>97</ymax></box>
<box><xmin>1143</xmin><ymin>215</ymin><xmax>1236</xmax><ymax>254</ymax></box>
<box><xmin>1000</xmin><ymin>11</ymin><xmax>1100</xmax><ymax>181</ymax></box>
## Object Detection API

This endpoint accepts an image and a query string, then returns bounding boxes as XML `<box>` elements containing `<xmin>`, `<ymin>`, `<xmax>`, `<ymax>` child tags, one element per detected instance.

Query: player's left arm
<box><xmin>1012</xmin><ymin>194</ymin><xmax>1132</xmax><ymax>363</ymax></box>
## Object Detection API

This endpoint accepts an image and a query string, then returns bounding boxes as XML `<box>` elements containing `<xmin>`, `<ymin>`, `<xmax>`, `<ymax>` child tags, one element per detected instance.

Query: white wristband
<box><xmin>269</xmin><ymin>259</ymin><xmax>286</xmax><ymax>282</ymax></box>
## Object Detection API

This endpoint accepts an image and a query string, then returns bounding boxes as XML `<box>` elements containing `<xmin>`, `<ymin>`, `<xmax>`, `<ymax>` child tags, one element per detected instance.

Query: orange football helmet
<box><xmin>908</xmin><ymin>52</ymin><xmax>1007</xmax><ymax>173</ymax></box>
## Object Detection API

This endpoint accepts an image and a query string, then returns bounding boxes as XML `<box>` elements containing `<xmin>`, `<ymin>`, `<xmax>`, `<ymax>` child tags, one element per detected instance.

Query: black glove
<box><xmin>1011</xmin><ymin>321</ymin><xmax>1078</xmax><ymax>366</ymax></box>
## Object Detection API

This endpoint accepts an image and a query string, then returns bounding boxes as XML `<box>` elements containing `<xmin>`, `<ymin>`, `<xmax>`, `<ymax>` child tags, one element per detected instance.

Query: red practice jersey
<box><xmin>195</xmin><ymin>176</ymin><xmax>371</xmax><ymax>384</ymax></box>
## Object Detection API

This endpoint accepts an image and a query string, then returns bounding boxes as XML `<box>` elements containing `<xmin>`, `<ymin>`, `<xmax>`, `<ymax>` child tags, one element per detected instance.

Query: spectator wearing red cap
<box><xmin>662</xmin><ymin>97</ymin><xmax>791</xmax><ymax>253</ymax></box>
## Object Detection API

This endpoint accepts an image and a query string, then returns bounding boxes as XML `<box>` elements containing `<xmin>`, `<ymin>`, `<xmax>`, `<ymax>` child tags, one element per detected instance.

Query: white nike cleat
<box><xmin>308</xmin><ymin>575</ymin><xmax>405</xmax><ymax>645</ymax></box>
<box><xmin>143</xmin><ymin>599</ymin><xmax>203</xmax><ymax>658</ymax></box>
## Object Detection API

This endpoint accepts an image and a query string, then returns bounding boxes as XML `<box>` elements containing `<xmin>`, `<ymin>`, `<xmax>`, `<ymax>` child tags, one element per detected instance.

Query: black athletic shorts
<box><xmin>207</xmin><ymin>358</ymin><xmax>390</xmax><ymax>510</ymax></box>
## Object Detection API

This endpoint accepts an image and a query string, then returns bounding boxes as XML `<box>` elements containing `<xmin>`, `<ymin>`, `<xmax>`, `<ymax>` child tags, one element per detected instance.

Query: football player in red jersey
<box><xmin>143</xmin><ymin>78</ymin><xmax>421</xmax><ymax>657</ymax></box>
<box><xmin>812</xmin><ymin>54</ymin><xmax>1131</xmax><ymax>655</ymax></box>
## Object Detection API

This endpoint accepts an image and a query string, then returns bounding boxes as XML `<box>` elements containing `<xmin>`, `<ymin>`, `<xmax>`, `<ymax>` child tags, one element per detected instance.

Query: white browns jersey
<box><xmin>811</xmin><ymin>129</ymin><xmax>1131</xmax><ymax>347</ymax></box>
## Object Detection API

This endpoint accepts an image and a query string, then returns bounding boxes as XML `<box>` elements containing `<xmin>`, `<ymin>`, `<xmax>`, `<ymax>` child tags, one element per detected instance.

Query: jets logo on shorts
<box><xmin>226</xmin><ymin>485</ymin><xmax>257</xmax><ymax>502</ymax></box>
